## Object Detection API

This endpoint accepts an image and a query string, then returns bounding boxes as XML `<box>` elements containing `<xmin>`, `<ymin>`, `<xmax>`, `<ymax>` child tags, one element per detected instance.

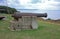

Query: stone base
<box><xmin>9</xmin><ymin>20</ymin><xmax>32</xmax><ymax>31</ymax></box>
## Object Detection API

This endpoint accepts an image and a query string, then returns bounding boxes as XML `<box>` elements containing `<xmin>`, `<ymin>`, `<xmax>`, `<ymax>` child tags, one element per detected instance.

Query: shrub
<box><xmin>0</xmin><ymin>6</ymin><xmax>17</xmax><ymax>14</ymax></box>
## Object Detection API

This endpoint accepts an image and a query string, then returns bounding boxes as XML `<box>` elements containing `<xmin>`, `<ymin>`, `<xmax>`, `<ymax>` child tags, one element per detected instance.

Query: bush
<box><xmin>0</xmin><ymin>6</ymin><xmax>17</xmax><ymax>14</ymax></box>
<box><xmin>47</xmin><ymin>18</ymin><xmax>52</xmax><ymax>20</ymax></box>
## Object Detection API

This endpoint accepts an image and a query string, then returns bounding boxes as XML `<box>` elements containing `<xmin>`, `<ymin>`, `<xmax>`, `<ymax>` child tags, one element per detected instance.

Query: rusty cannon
<box><xmin>10</xmin><ymin>12</ymin><xmax>47</xmax><ymax>31</ymax></box>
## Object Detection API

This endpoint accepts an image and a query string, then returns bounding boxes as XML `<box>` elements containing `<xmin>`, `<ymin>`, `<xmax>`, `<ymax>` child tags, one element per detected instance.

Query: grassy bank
<box><xmin>0</xmin><ymin>14</ymin><xmax>60</xmax><ymax>39</ymax></box>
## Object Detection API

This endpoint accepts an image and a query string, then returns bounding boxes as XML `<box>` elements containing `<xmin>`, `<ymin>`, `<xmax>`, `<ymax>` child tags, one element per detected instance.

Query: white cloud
<box><xmin>2</xmin><ymin>0</ymin><xmax>60</xmax><ymax>10</ymax></box>
<box><xmin>19</xmin><ymin>0</ymin><xmax>31</xmax><ymax>5</ymax></box>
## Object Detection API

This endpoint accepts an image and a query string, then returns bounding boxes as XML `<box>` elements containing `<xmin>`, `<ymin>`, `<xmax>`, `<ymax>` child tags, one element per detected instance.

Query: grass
<box><xmin>0</xmin><ymin>14</ymin><xmax>60</xmax><ymax>39</ymax></box>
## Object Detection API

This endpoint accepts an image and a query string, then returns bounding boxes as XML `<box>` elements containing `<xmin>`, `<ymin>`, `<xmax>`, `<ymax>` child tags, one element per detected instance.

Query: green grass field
<box><xmin>0</xmin><ymin>14</ymin><xmax>60</xmax><ymax>39</ymax></box>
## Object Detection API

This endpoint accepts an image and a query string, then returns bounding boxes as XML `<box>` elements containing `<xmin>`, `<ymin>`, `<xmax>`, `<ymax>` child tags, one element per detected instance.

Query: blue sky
<box><xmin>0</xmin><ymin>0</ymin><xmax>60</xmax><ymax>19</ymax></box>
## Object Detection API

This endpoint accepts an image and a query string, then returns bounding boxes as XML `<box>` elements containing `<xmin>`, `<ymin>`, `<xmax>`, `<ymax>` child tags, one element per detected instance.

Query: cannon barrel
<box><xmin>12</xmin><ymin>12</ymin><xmax>47</xmax><ymax>18</ymax></box>
<box><xmin>12</xmin><ymin>12</ymin><xmax>47</xmax><ymax>21</ymax></box>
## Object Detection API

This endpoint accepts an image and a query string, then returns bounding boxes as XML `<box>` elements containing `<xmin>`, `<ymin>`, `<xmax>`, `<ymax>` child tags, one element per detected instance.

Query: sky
<box><xmin>0</xmin><ymin>0</ymin><xmax>60</xmax><ymax>10</ymax></box>
<box><xmin>0</xmin><ymin>0</ymin><xmax>60</xmax><ymax>19</ymax></box>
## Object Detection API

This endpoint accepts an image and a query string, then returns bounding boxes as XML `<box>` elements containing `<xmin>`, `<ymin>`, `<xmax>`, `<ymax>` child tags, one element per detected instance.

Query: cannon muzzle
<box><xmin>37</xmin><ymin>13</ymin><xmax>47</xmax><ymax>17</ymax></box>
